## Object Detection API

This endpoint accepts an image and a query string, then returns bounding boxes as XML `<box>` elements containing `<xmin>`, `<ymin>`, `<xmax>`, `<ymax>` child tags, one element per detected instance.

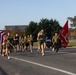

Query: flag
<box><xmin>0</xmin><ymin>31</ymin><xmax>6</xmax><ymax>44</ymax></box>
<box><xmin>59</xmin><ymin>20</ymin><xmax>69</xmax><ymax>48</ymax></box>
<box><xmin>0</xmin><ymin>31</ymin><xmax>3</xmax><ymax>44</ymax></box>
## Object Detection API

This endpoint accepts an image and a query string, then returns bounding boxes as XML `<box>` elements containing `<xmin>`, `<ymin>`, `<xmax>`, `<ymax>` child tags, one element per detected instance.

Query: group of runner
<box><xmin>1</xmin><ymin>29</ymin><xmax>61</xmax><ymax>59</ymax></box>
<box><xmin>37</xmin><ymin>29</ymin><xmax>61</xmax><ymax>56</ymax></box>
<box><xmin>1</xmin><ymin>32</ymin><xmax>33</xmax><ymax>59</ymax></box>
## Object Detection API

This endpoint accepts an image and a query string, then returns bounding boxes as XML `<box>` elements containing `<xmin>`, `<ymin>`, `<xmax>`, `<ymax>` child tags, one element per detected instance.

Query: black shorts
<box><xmin>26</xmin><ymin>43</ymin><xmax>29</xmax><ymax>47</ymax></box>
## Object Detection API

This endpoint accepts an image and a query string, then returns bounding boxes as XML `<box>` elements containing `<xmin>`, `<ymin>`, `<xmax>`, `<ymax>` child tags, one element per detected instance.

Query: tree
<box><xmin>25</xmin><ymin>18</ymin><xmax>62</xmax><ymax>41</ymax></box>
<box><xmin>50</xmin><ymin>19</ymin><xmax>62</xmax><ymax>36</ymax></box>
<box><xmin>38</xmin><ymin>18</ymin><xmax>50</xmax><ymax>36</ymax></box>
<box><xmin>25</xmin><ymin>21</ymin><xmax>38</xmax><ymax>41</ymax></box>
<box><xmin>68</xmin><ymin>16</ymin><xmax>76</xmax><ymax>28</ymax></box>
<box><xmin>25</xmin><ymin>21</ymin><xmax>38</xmax><ymax>35</ymax></box>
<box><xmin>38</xmin><ymin>18</ymin><xmax>62</xmax><ymax>36</ymax></box>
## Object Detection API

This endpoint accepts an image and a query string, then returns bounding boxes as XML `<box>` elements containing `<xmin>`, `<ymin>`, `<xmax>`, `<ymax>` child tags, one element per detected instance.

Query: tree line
<box><xmin>68</xmin><ymin>16</ymin><xmax>76</xmax><ymax>28</ymax></box>
<box><xmin>24</xmin><ymin>18</ymin><xmax>62</xmax><ymax>41</ymax></box>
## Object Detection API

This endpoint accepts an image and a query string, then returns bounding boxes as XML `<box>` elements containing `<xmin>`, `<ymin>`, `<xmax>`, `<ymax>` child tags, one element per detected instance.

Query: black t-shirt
<box><xmin>14</xmin><ymin>36</ymin><xmax>19</xmax><ymax>43</ymax></box>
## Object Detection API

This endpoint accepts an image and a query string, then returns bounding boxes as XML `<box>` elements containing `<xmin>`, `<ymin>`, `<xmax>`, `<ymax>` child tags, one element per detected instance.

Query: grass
<box><xmin>34</xmin><ymin>40</ymin><xmax>76</xmax><ymax>48</ymax></box>
<box><xmin>33</xmin><ymin>42</ymin><xmax>38</xmax><ymax>48</ymax></box>
<box><xmin>68</xmin><ymin>41</ymin><xmax>76</xmax><ymax>47</ymax></box>
<box><xmin>0</xmin><ymin>40</ymin><xmax>76</xmax><ymax>49</ymax></box>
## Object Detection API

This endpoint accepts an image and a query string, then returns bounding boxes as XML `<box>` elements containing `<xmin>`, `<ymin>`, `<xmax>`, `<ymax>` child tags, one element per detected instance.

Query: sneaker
<box><xmin>52</xmin><ymin>48</ymin><xmax>54</xmax><ymax>51</ymax></box>
<box><xmin>31</xmin><ymin>50</ymin><xmax>32</xmax><ymax>52</ymax></box>
<box><xmin>42</xmin><ymin>53</ymin><xmax>44</xmax><ymax>56</ymax></box>
<box><xmin>8</xmin><ymin>56</ymin><xmax>10</xmax><ymax>59</ymax></box>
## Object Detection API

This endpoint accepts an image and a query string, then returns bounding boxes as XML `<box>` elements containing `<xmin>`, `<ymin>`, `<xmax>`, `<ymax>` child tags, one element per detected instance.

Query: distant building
<box><xmin>3</xmin><ymin>25</ymin><xmax>27</xmax><ymax>36</ymax></box>
<box><xmin>4</xmin><ymin>25</ymin><xmax>27</xmax><ymax>31</ymax></box>
<box><xmin>68</xmin><ymin>28</ymin><xmax>76</xmax><ymax>39</ymax></box>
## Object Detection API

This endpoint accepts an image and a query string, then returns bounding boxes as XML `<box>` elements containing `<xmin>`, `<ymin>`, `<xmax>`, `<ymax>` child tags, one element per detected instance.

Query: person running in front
<box><xmin>2</xmin><ymin>35</ymin><xmax>7</xmax><ymax>56</ymax></box>
<box><xmin>5</xmin><ymin>32</ymin><xmax>12</xmax><ymax>59</ymax></box>
<box><xmin>37</xmin><ymin>29</ymin><xmax>45</xmax><ymax>56</ymax></box>
<box><xmin>52</xmin><ymin>33</ymin><xmax>61</xmax><ymax>53</ymax></box>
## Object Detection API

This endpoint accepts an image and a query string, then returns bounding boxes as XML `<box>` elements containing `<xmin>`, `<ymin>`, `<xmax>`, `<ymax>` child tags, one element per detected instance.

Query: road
<box><xmin>0</xmin><ymin>48</ymin><xmax>76</xmax><ymax>75</ymax></box>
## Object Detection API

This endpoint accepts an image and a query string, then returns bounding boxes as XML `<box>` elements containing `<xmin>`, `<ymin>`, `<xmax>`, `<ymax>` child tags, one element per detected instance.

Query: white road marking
<box><xmin>11</xmin><ymin>56</ymin><xmax>76</xmax><ymax>75</ymax></box>
<box><xmin>45</xmin><ymin>51</ymin><xmax>76</xmax><ymax>54</ymax></box>
<box><xmin>58</xmin><ymin>52</ymin><xmax>69</xmax><ymax>53</ymax></box>
<box><xmin>45</xmin><ymin>51</ymin><xmax>68</xmax><ymax>53</ymax></box>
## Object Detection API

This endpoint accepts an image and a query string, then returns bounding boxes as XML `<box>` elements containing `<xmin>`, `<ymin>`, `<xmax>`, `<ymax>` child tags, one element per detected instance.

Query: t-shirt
<box><xmin>14</xmin><ymin>36</ymin><xmax>19</xmax><ymax>43</ymax></box>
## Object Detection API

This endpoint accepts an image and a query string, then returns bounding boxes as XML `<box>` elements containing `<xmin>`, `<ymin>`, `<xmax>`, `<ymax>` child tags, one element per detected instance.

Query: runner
<box><xmin>24</xmin><ymin>36</ymin><xmax>27</xmax><ymax>51</ymax></box>
<box><xmin>52</xmin><ymin>33</ymin><xmax>61</xmax><ymax>53</ymax></box>
<box><xmin>29</xmin><ymin>34</ymin><xmax>33</xmax><ymax>52</ymax></box>
<box><xmin>6</xmin><ymin>32</ymin><xmax>12</xmax><ymax>59</ymax></box>
<box><xmin>24</xmin><ymin>35</ymin><xmax>30</xmax><ymax>51</ymax></box>
<box><xmin>14</xmin><ymin>34</ymin><xmax>19</xmax><ymax>52</ymax></box>
<box><xmin>2</xmin><ymin>35</ymin><xmax>7</xmax><ymax>56</ymax></box>
<box><xmin>37</xmin><ymin>29</ymin><xmax>45</xmax><ymax>56</ymax></box>
<box><xmin>19</xmin><ymin>36</ymin><xmax>24</xmax><ymax>51</ymax></box>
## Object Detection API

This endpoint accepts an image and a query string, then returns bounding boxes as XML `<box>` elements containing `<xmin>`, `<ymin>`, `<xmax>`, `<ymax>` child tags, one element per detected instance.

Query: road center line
<box><xmin>11</xmin><ymin>56</ymin><xmax>76</xmax><ymax>75</ymax></box>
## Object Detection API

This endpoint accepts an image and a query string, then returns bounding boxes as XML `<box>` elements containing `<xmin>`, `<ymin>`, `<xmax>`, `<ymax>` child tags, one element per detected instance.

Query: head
<box><xmin>30</xmin><ymin>34</ymin><xmax>32</xmax><ymax>37</ymax></box>
<box><xmin>16</xmin><ymin>34</ymin><xmax>18</xmax><ymax>36</ymax></box>
<box><xmin>24</xmin><ymin>36</ymin><xmax>26</xmax><ymax>38</ymax></box>
<box><xmin>7</xmin><ymin>32</ymin><xmax>10</xmax><ymax>36</ymax></box>
<box><xmin>55</xmin><ymin>33</ymin><xmax>58</xmax><ymax>36</ymax></box>
<box><xmin>41</xmin><ymin>29</ymin><xmax>44</xmax><ymax>33</ymax></box>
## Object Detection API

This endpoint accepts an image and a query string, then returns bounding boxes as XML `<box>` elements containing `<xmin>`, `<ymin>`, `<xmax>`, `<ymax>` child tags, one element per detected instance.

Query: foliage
<box><xmin>38</xmin><ymin>18</ymin><xmax>61</xmax><ymax>36</ymax></box>
<box><xmin>68</xmin><ymin>16</ymin><xmax>76</xmax><ymax>28</ymax></box>
<box><xmin>25</xmin><ymin>18</ymin><xmax>62</xmax><ymax>41</ymax></box>
<box><xmin>25</xmin><ymin>21</ymin><xmax>38</xmax><ymax>41</ymax></box>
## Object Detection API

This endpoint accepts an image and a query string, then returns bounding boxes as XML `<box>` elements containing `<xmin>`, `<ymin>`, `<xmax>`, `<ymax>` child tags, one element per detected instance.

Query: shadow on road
<box><xmin>0</xmin><ymin>67</ymin><xmax>8</xmax><ymax>75</ymax></box>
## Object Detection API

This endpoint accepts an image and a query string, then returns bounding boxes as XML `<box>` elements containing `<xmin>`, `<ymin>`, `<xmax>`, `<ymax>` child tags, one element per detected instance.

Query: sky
<box><xmin>0</xmin><ymin>0</ymin><xmax>76</xmax><ymax>30</ymax></box>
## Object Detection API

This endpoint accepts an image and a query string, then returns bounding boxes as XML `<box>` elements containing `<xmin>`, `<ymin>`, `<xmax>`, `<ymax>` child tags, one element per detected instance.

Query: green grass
<box><xmin>0</xmin><ymin>40</ymin><xmax>76</xmax><ymax>49</ymax></box>
<box><xmin>34</xmin><ymin>41</ymin><xmax>76</xmax><ymax>48</ymax></box>
<box><xmin>33</xmin><ymin>42</ymin><xmax>38</xmax><ymax>48</ymax></box>
<box><xmin>68</xmin><ymin>41</ymin><xmax>76</xmax><ymax>47</ymax></box>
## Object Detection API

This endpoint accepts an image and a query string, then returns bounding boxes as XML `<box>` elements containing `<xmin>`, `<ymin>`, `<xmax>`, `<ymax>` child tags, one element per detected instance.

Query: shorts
<box><xmin>38</xmin><ymin>40</ymin><xmax>44</xmax><ymax>47</ymax></box>
<box><xmin>26</xmin><ymin>43</ymin><xmax>29</xmax><ymax>47</ymax></box>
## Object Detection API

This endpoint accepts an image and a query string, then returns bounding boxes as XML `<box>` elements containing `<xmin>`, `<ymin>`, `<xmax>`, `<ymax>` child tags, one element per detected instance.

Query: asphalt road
<box><xmin>0</xmin><ymin>48</ymin><xmax>76</xmax><ymax>75</ymax></box>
